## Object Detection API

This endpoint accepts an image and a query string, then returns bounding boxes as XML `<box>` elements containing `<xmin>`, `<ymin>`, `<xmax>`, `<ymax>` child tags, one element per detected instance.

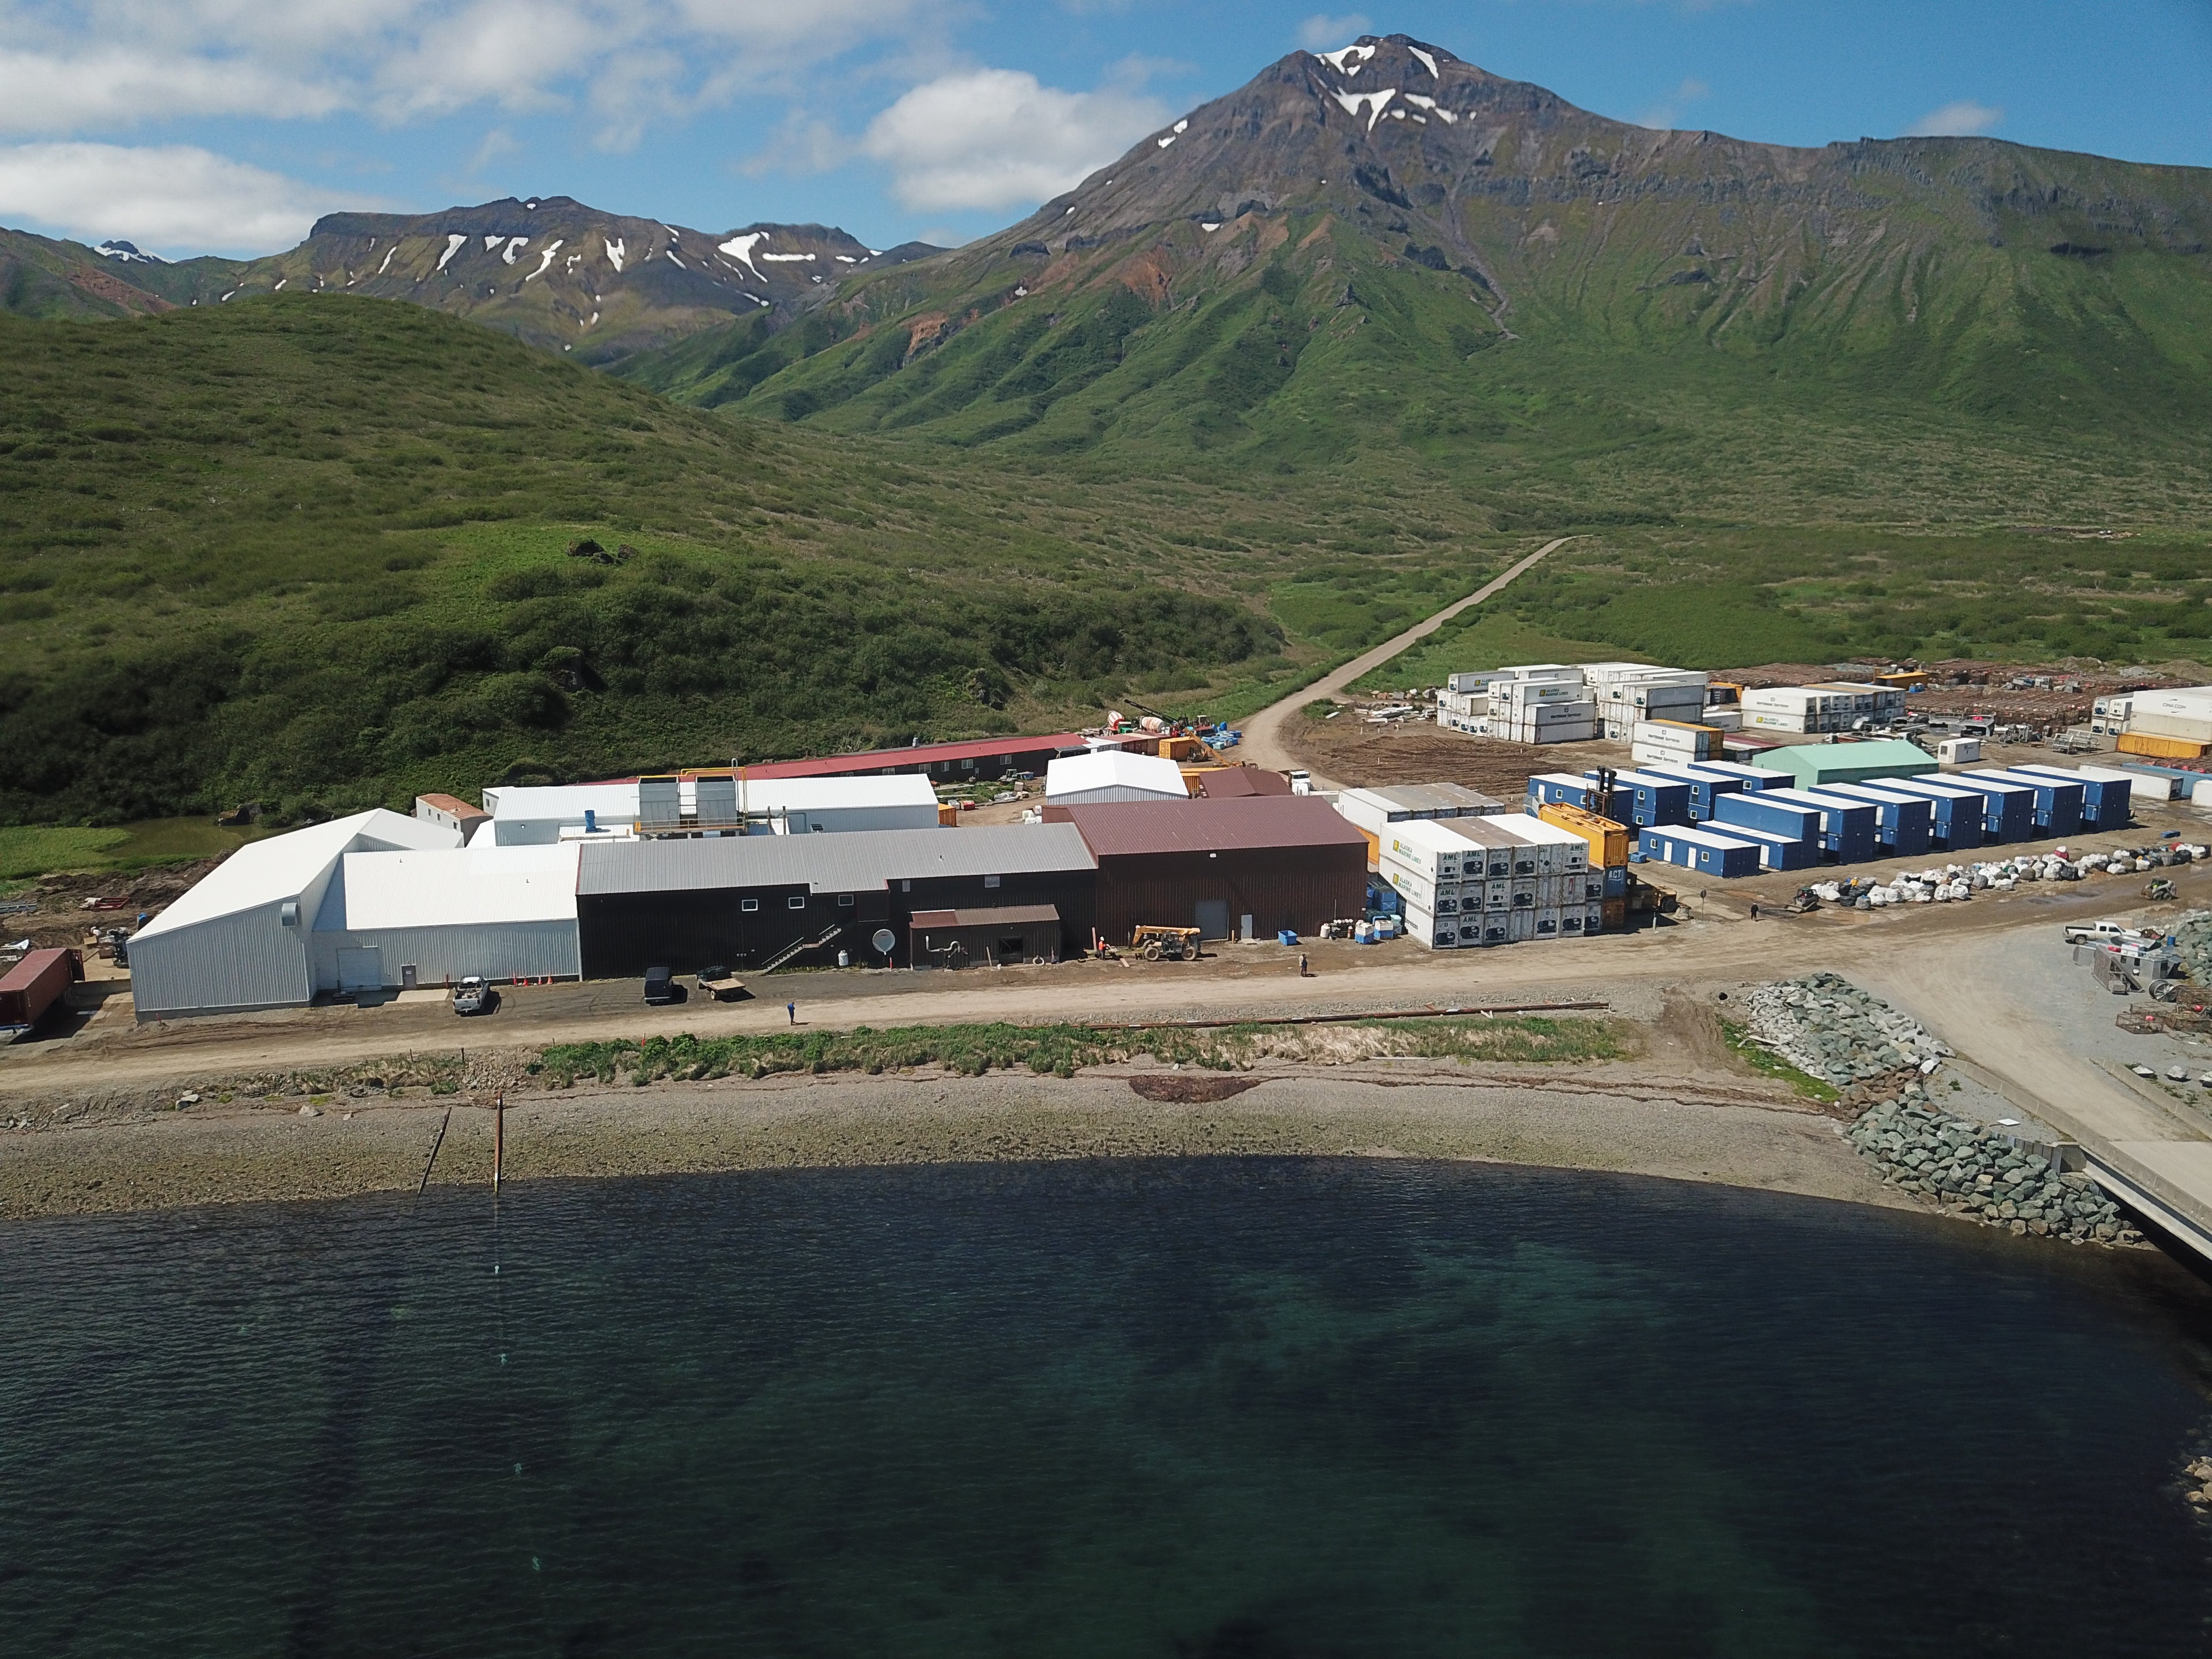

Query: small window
<box><xmin>984</xmin><ymin>874</ymin><xmax>1001</xmax><ymax>889</ymax></box>
<box><xmin>787</xmin><ymin>895</ymin><xmax>805</xmax><ymax>910</ymax></box>
<box><xmin>741</xmin><ymin>898</ymin><xmax>759</xmax><ymax>914</ymax></box>
<box><xmin>900</xmin><ymin>879</ymin><xmax>911</xmax><ymax>893</ymax></box>
<box><xmin>837</xmin><ymin>893</ymin><xmax>854</xmax><ymax>908</ymax></box>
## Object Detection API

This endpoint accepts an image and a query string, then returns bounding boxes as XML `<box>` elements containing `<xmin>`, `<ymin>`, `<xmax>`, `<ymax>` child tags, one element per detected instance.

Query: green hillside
<box><xmin>7</xmin><ymin>296</ymin><xmax>1506</xmax><ymax>826</ymax></box>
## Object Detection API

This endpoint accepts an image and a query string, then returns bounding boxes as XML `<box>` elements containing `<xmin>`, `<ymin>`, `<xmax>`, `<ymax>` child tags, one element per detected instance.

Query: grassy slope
<box><xmin>0</xmin><ymin>296</ymin><xmax>1543</xmax><ymax>826</ymax></box>
<box><xmin>627</xmin><ymin>171</ymin><xmax>2212</xmax><ymax>680</ymax></box>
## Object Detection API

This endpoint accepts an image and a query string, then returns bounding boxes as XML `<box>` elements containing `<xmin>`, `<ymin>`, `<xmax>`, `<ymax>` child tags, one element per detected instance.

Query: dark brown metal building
<box><xmin>575</xmin><ymin>825</ymin><xmax>1096</xmax><ymax>976</ymax></box>
<box><xmin>909</xmin><ymin>905</ymin><xmax>1064</xmax><ymax>968</ymax></box>
<box><xmin>1060</xmin><ymin>797</ymin><xmax>1369</xmax><ymax>944</ymax></box>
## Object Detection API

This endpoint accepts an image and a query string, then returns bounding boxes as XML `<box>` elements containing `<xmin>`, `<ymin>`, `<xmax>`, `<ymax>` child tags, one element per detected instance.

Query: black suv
<box><xmin>642</xmin><ymin>965</ymin><xmax>686</xmax><ymax>1005</ymax></box>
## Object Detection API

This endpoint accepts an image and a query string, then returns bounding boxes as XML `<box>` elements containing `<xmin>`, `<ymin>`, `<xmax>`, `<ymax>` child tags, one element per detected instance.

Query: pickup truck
<box><xmin>452</xmin><ymin>976</ymin><xmax>495</xmax><ymax>1016</ymax></box>
<box><xmin>2065</xmin><ymin>919</ymin><xmax>2154</xmax><ymax>946</ymax></box>
<box><xmin>696</xmin><ymin>966</ymin><xmax>747</xmax><ymax>1002</ymax></box>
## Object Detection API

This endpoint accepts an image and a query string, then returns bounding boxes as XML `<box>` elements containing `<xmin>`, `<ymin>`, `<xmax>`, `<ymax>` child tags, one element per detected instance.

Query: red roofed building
<box><xmin>1059</xmin><ymin>796</ymin><xmax>1368</xmax><ymax>944</ymax></box>
<box><xmin>736</xmin><ymin>734</ymin><xmax>1093</xmax><ymax>782</ymax></box>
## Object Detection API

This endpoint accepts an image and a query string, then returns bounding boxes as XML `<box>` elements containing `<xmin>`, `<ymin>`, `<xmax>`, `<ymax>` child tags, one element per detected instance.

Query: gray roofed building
<box><xmin>577</xmin><ymin>824</ymin><xmax>1095</xmax><ymax>896</ymax></box>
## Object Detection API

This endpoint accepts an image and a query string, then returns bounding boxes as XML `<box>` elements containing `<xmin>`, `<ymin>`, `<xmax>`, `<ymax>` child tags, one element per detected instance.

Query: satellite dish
<box><xmin>872</xmin><ymin>928</ymin><xmax>897</xmax><ymax>955</ymax></box>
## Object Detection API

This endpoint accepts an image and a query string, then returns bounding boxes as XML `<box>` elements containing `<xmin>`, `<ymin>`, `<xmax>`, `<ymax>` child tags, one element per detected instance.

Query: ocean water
<box><xmin>5</xmin><ymin>1158</ymin><xmax>2212</xmax><ymax>1657</ymax></box>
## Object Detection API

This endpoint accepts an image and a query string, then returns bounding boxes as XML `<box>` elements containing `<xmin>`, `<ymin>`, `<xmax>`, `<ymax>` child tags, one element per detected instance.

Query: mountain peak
<box><xmin>94</xmin><ymin>239</ymin><xmax>162</xmax><ymax>264</ymax></box>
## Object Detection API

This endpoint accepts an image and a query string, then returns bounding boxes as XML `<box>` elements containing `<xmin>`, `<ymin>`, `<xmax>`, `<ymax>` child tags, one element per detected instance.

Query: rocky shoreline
<box><xmin>1746</xmin><ymin>972</ymin><xmax>2146</xmax><ymax>1248</ymax></box>
<box><xmin>1846</xmin><ymin>1090</ymin><xmax>2143</xmax><ymax>1247</ymax></box>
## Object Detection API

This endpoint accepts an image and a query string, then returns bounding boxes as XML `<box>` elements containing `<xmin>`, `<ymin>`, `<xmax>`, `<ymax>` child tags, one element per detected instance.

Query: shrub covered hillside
<box><xmin>0</xmin><ymin>297</ymin><xmax>1300</xmax><ymax>825</ymax></box>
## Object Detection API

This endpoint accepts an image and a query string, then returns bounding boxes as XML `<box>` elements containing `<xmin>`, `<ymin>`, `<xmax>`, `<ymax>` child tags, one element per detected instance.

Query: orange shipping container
<box><xmin>2118</xmin><ymin>732</ymin><xmax>2210</xmax><ymax>760</ymax></box>
<box><xmin>1539</xmin><ymin>802</ymin><xmax>1631</xmax><ymax>870</ymax></box>
<box><xmin>1599</xmin><ymin>899</ymin><xmax>1628</xmax><ymax>932</ymax></box>
<box><xmin>938</xmin><ymin>802</ymin><xmax>960</xmax><ymax>826</ymax></box>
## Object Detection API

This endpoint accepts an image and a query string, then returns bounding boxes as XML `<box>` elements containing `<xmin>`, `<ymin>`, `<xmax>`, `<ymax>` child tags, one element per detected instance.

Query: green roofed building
<box><xmin>1753</xmin><ymin>739</ymin><xmax>1937</xmax><ymax>789</ymax></box>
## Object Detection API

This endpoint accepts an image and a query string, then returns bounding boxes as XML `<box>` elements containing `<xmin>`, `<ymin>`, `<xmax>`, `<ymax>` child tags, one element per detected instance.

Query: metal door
<box><xmin>1194</xmin><ymin>899</ymin><xmax>1230</xmax><ymax>940</ymax></box>
<box><xmin>336</xmin><ymin>946</ymin><xmax>383</xmax><ymax>993</ymax></box>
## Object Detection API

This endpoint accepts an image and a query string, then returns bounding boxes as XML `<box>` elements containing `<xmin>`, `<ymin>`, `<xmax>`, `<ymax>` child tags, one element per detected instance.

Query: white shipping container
<box><xmin>2130</xmin><ymin>687</ymin><xmax>2212</xmax><ymax>724</ymax></box>
<box><xmin>1534</xmin><ymin>906</ymin><xmax>1563</xmax><ymax>938</ymax></box>
<box><xmin>1701</xmin><ymin>707</ymin><xmax>1742</xmax><ymax>732</ymax></box>
<box><xmin>2127</xmin><ymin>710</ymin><xmax>2212</xmax><ymax>744</ymax></box>
<box><xmin>1937</xmin><ymin>737</ymin><xmax>1981</xmax><ymax>764</ymax></box>
<box><xmin>1509</xmin><ymin>909</ymin><xmax>1536</xmax><ymax>942</ymax></box>
<box><xmin>1585</xmin><ymin>903</ymin><xmax>1605</xmax><ymax>936</ymax></box>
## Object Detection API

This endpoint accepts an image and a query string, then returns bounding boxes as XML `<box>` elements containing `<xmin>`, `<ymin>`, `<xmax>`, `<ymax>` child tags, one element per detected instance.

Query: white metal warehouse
<box><xmin>310</xmin><ymin>842</ymin><xmax>582</xmax><ymax>992</ymax></box>
<box><xmin>1043</xmin><ymin>750</ymin><xmax>1189</xmax><ymax>806</ymax></box>
<box><xmin>482</xmin><ymin>775</ymin><xmax>941</xmax><ymax>843</ymax></box>
<box><xmin>128</xmin><ymin>809</ymin><xmax>460</xmax><ymax>1021</ymax></box>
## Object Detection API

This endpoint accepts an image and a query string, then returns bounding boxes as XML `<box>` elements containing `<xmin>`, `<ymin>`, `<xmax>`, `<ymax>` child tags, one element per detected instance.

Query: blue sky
<box><xmin>2</xmin><ymin>1</ymin><xmax>2207</xmax><ymax>259</ymax></box>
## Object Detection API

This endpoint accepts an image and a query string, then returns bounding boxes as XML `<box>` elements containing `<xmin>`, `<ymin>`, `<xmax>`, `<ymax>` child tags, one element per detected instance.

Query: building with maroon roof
<box><xmin>1059</xmin><ymin>796</ymin><xmax>1368</xmax><ymax>944</ymax></box>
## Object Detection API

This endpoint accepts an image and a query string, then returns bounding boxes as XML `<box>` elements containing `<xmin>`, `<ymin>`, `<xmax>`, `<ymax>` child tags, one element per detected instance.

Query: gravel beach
<box><xmin>0</xmin><ymin>1058</ymin><xmax>1905</xmax><ymax>1220</ymax></box>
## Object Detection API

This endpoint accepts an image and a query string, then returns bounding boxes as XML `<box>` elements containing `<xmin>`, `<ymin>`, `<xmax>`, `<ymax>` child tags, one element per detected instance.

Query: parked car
<box><xmin>643</xmin><ymin>965</ymin><xmax>686</xmax><ymax>1005</ymax></box>
<box><xmin>452</xmin><ymin>976</ymin><xmax>494</xmax><ymax>1016</ymax></box>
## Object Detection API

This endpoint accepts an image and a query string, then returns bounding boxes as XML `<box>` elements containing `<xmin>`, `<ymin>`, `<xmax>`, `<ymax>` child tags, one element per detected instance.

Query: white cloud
<box><xmin>0</xmin><ymin>1</ymin><xmax>964</xmax><ymax>147</ymax></box>
<box><xmin>1297</xmin><ymin>13</ymin><xmax>1370</xmax><ymax>51</ymax></box>
<box><xmin>861</xmin><ymin>67</ymin><xmax>1166</xmax><ymax>213</ymax></box>
<box><xmin>0</xmin><ymin>142</ymin><xmax>385</xmax><ymax>256</ymax></box>
<box><xmin>1905</xmin><ymin>100</ymin><xmax>2003</xmax><ymax>138</ymax></box>
<box><xmin>1637</xmin><ymin>77</ymin><xmax>1711</xmax><ymax>131</ymax></box>
<box><xmin>0</xmin><ymin>47</ymin><xmax>345</xmax><ymax>132</ymax></box>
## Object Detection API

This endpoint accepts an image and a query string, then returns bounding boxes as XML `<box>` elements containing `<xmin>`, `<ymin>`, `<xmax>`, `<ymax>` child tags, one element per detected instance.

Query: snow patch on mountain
<box><xmin>438</xmin><ymin>233</ymin><xmax>466</xmax><ymax>272</ymax></box>
<box><xmin>1317</xmin><ymin>43</ymin><xmax>1376</xmax><ymax>73</ymax></box>
<box><xmin>1333</xmin><ymin>87</ymin><xmax>1396</xmax><ymax>130</ymax></box>
<box><xmin>526</xmin><ymin>240</ymin><xmax>563</xmax><ymax>280</ymax></box>
<box><xmin>604</xmin><ymin>237</ymin><xmax>626</xmax><ymax>272</ymax></box>
<box><xmin>760</xmin><ymin>251</ymin><xmax>815</xmax><ymax>262</ymax></box>
<box><xmin>502</xmin><ymin>236</ymin><xmax>528</xmax><ymax>265</ymax></box>
<box><xmin>378</xmin><ymin>245</ymin><xmax>397</xmax><ymax>275</ymax></box>
<box><xmin>483</xmin><ymin>234</ymin><xmax>501</xmax><ymax>250</ymax></box>
<box><xmin>94</xmin><ymin>240</ymin><xmax>160</xmax><ymax>264</ymax></box>
<box><xmin>718</xmin><ymin>232</ymin><xmax>764</xmax><ymax>278</ymax></box>
<box><xmin>1408</xmin><ymin>46</ymin><xmax>1440</xmax><ymax>78</ymax></box>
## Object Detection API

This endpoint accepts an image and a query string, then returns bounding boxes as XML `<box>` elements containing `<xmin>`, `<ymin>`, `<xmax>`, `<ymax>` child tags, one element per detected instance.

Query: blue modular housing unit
<box><xmin>1527</xmin><ymin>773</ymin><xmax>1598</xmax><ymax>813</ymax></box>
<box><xmin>1631</xmin><ymin>762</ymin><xmax>1752</xmax><ymax>821</ymax></box>
<box><xmin>1809</xmin><ymin>784</ymin><xmax>1934</xmax><ymax>858</ymax></box>
<box><xmin>1877</xmin><ymin>778</ymin><xmax>1986</xmax><ymax>850</ymax></box>
<box><xmin>1589</xmin><ymin>770</ymin><xmax>1695</xmax><ymax>829</ymax></box>
<box><xmin>1958</xmin><ymin>770</ymin><xmax>2083</xmax><ymax>838</ymax></box>
<box><xmin>1637</xmin><ymin>826</ymin><xmax>1764</xmax><ymax>878</ymax></box>
<box><xmin>1756</xmin><ymin>789</ymin><xmax>1878</xmax><ymax>864</ymax></box>
<box><xmin>1694</xmin><ymin>760</ymin><xmax>1794</xmax><ymax>793</ymax></box>
<box><xmin>1714</xmin><ymin>823</ymin><xmax>1820</xmax><ymax>871</ymax></box>
<box><xmin>1711</xmin><ymin>791</ymin><xmax>1823</xmax><ymax>849</ymax></box>
<box><xmin>2016</xmin><ymin>765</ymin><xmax>2132</xmax><ymax>831</ymax></box>
<box><xmin>1947</xmin><ymin>776</ymin><xmax>2034</xmax><ymax>842</ymax></box>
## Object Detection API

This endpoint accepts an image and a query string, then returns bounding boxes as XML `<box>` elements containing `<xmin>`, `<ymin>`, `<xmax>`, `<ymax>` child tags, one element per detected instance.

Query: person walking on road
<box><xmin>786</xmin><ymin>1001</ymin><xmax>797</xmax><ymax>1025</ymax></box>
<box><xmin>1298</xmin><ymin>954</ymin><xmax>1311</xmax><ymax>978</ymax></box>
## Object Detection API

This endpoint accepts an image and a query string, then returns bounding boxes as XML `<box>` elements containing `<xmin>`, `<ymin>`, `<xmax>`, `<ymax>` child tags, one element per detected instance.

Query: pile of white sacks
<box><xmin>1804</xmin><ymin>843</ymin><xmax>2210</xmax><ymax>911</ymax></box>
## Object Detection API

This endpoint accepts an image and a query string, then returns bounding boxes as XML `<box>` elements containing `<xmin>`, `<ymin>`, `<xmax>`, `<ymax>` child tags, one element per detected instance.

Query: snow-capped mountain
<box><xmin>209</xmin><ymin>198</ymin><xmax>938</xmax><ymax>365</ymax></box>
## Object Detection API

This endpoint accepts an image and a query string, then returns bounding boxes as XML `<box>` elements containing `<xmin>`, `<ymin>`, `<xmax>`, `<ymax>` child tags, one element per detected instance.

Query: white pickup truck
<box><xmin>2064</xmin><ymin>919</ymin><xmax>2155</xmax><ymax>946</ymax></box>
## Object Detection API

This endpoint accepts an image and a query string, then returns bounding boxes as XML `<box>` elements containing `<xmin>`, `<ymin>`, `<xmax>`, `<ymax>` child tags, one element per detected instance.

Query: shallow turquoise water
<box><xmin>5</xmin><ymin>1159</ymin><xmax>2212</xmax><ymax>1656</ymax></box>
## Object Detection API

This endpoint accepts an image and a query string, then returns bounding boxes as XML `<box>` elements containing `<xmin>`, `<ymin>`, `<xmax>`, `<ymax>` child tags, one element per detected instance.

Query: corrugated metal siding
<box><xmin>129</xmin><ymin>904</ymin><xmax>312</xmax><ymax>1020</ymax></box>
<box><xmin>577</xmin><ymin>863</ymin><xmax>1097</xmax><ymax>977</ymax></box>
<box><xmin>1092</xmin><ymin>846</ymin><xmax>1365</xmax><ymax>944</ymax></box>
<box><xmin>578</xmin><ymin>824</ymin><xmax>1093</xmax><ymax>897</ymax></box>
<box><xmin>579</xmin><ymin>887</ymin><xmax>893</xmax><ymax>979</ymax></box>
<box><xmin>311</xmin><ymin>921</ymin><xmax>581</xmax><ymax>988</ymax></box>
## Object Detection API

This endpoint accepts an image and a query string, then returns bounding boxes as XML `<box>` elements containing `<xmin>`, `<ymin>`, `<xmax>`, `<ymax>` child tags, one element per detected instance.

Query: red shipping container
<box><xmin>0</xmin><ymin>948</ymin><xmax>81</xmax><ymax>1031</ymax></box>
